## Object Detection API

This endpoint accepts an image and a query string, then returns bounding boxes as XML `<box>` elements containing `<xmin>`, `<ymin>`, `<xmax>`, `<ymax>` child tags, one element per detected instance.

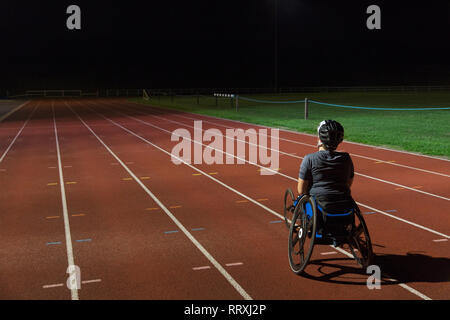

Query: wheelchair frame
<box><xmin>284</xmin><ymin>190</ymin><xmax>373</xmax><ymax>275</ymax></box>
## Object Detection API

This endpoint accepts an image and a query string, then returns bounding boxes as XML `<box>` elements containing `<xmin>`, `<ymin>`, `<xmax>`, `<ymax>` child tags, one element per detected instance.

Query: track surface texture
<box><xmin>0</xmin><ymin>98</ymin><xmax>449</xmax><ymax>300</ymax></box>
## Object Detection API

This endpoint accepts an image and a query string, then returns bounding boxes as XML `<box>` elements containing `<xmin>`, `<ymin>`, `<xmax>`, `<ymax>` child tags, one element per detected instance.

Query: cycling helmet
<box><xmin>317</xmin><ymin>120</ymin><xmax>344</xmax><ymax>150</ymax></box>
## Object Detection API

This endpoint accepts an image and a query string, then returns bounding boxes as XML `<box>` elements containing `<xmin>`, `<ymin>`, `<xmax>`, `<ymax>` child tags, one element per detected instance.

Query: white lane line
<box><xmin>332</xmin><ymin>247</ymin><xmax>432</xmax><ymax>300</ymax></box>
<box><xmin>193</xmin><ymin>266</ymin><xmax>211</xmax><ymax>271</ymax></box>
<box><xmin>320</xmin><ymin>251</ymin><xmax>338</xmax><ymax>256</ymax></box>
<box><xmin>81</xmin><ymin>101</ymin><xmax>435</xmax><ymax>300</ymax></box>
<box><xmin>104</xmin><ymin>101</ymin><xmax>450</xmax><ymax>200</ymax></box>
<box><xmin>82</xmin><ymin>279</ymin><xmax>102</xmax><ymax>284</ymax></box>
<box><xmin>124</xmin><ymin>100</ymin><xmax>450</xmax><ymax>170</ymax></box>
<box><xmin>43</xmin><ymin>283</ymin><xmax>64</xmax><ymax>289</ymax></box>
<box><xmin>52</xmin><ymin>102</ymin><xmax>78</xmax><ymax>301</ymax></box>
<box><xmin>66</xmin><ymin>102</ymin><xmax>252</xmax><ymax>301</ymax></box>
<box><xmin>0</xmin><ymin>100</ymin><xmax>31</xmax><ymax>123</ymax></box>
<box><xmin>88</xmin><ymin>101</ymin><xmax>450</xmax><ymax>240</ymax></box>
<box><xmin>0</xmin><ymin>102</ymin><xmax>38</xmax><ymax>163</ymax></box>
<box><xmin>432</xmin><ymin>239</ymin><xmax>448</xmax><ymax>242</ymax></box>
<box><xmin>226</xmin><ymin>262</ymin><xmax>244</xmax><ymax>267</ymax></box>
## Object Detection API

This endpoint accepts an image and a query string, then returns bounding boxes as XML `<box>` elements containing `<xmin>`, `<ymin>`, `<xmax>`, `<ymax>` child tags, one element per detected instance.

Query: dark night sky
<box><xmin>1</xmin><ymin>0</ymin><xmax>450</xmax><ymax>90</ymax></box>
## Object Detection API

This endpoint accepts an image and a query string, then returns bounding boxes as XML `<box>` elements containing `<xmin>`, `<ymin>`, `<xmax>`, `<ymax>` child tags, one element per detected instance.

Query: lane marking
<box><xmin>320</xmin><ymin>251</ymin><xmax>338</xmax><ymax>256</ymax></box>
<box><xmin>385</xmin><ymin>209</ymin><xmax>397</xmax><ymax>213</ymax></box>
<box><xmin>46</xmin><ymin>216</ymin><xmax>60</xmax><ymax>219</ymax></box>
<box><xmin>226</xmin><ymin>262</ymin><xmax>244</xmax><ymax>267</ymax></box>
<box><xmin>68</xmin><ymin>102</ymin><xmax>252</xmax><ymax>300</ymax></box>
<box><xmin>208</xmin><ymin>172</ymin><xmax>218</xmax><ymax>175</ymax></box>
<box><xmin>71</xmin><ymin>213</ymin><xmax>86</xmax><ymax>217</ymax></box>
<box><xmin>140</xmin><ymin>176</ymin><xmax>150</xmax><ymax>180</ymax></box>
<box><xmin>191</xmin><ymin>228</ymin><xmax>205</xmax><ymax>231</ymax></box>
<box><xmin>122</xmin><ymin>177</ymin><xmax>132</xmax><ymax>181</ymax></box>
<box><xmin>169</xmin><ymin>205</ymin><xmax>182</xmax><ymax>209</ymax></box>
<box><xmin>257</xmin><ymin>198</ymin><xmax>268</xmax><ymax>202</ymax></box>
<box><xmin>125</xmin><ymin>162</ymin><xmax>134</xmax><ymax>164</ymax></box>
<box><xmin>145</xmin><ymin>207</ymin><xmax>160</xmax><ymax>211</ymax></box>
<box><xmin>363</xmin><ymin>211</ymin><xmax>376</xmax><ymax>215</ymax></box>
<box><xmin>52</xmin><ymin>102</ymin><xmax>78</xmax><ymax>301</ymax></box>
<box><xmin>192</xmin><ymin>173</ymin><xmax>202</xmax><ymax>176</ymax></box>
<box><xmin>82</xmin><ymin>279</ymin><xmax>102</xmax><ymax>284</ymax></box>
<box><xmin>192</xmin><ymin>266</ymin><xmax>211</xmax><ymax>271</ymax></box>
<box><xmin>75</xmin><ymin>239</ymin><xmax>92</xmax><ymax>243</ymax></box>
<box><xmin>236</xmin><ymin>200</ymin><xmax>249</xmax><ymax>203</ymax></box>
<box><xmin>43</xmin><ymin>283</ymin><xmax>64</xmax><ymax>289</ymax></box>
<box><xmin>433</xmin><ymin>239</ymin><xmax>448</xmax><ymax>242</ymax></box>
<box><xmin>395</xmin><ymin>187</ymin><xmax>405</xmax><ymax>190</ymax></box>
<box><xmin>46</xmin><ymin>241</ymin><xmax>62</xmax><ymax>246</ymax></box>
<box><xmin>47</xmin><ymin>182</ymin><xmax>58</xmax><ymax>186</ymax></box>
<box><xmin>164</xmin><ymin>230</ymin><xmax>179</xmax><ymax>234</ymax></box>
<box><xmin>64</xmin><ymin>165</ymin><xmax>73</xmax><ymax>168</ymax></box>
<box><xmin>0</xmin><ymin>100</ymin><xmax>32</xmax><ymax>123</ymax></box>
<box><xmin>269</xmin><ymin>220</ymin><xmax>283</xmax><ymax>224</ymax></box>
<box><xmin>48</xmin><ymin>166</ymin><xmax>57</xmax><ymax>169</ymax></box>
<box><xmin>89</xmin><ymin>102</ymin><xmax>450</xmax><ymax>240</ymax></box>
<box><xmin>66</xmin><ymin>182</ymin><xmax>77</xmax><ymax>185</ymax></box>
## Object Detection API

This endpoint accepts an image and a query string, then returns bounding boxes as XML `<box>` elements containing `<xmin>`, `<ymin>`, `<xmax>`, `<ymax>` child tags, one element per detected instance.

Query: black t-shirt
<box><xmin>299</xmin><ymin>150</ymin><xmax>355</xmax><ymax>213</ymax></box>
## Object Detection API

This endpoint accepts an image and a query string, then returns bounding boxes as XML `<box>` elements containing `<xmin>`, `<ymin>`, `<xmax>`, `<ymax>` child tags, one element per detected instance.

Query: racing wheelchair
<box><xmin>284</xmin><ymin>188</ymin><xmax>373</xmax><ymax>275</ymax></box>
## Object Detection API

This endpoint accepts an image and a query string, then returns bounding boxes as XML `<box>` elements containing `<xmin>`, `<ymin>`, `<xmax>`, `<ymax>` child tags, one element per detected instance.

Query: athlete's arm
<box><xmin>297</xmin><ymin>178</ymin><xmax>310</xmax><ymax>195</ymax></box>
<box><xmin>348</xmin><ymin>177</ymin><xmax>354</xmax><ymax>188</ymax></box>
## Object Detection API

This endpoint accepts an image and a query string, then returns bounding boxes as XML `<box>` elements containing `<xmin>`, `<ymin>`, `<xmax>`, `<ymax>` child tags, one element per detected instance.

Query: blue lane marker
<box><xmin>363</xmin><ymin>211</ymin><xmax>377</xmax><ymax>215</ymax></box>
<box><xmin>385</xmin><ymin>209</ymin><xmax>397</xmax><ymax>213</ymax></box>
<box><xmin>46</xmin><ymin>241</ymin><xmax>62</xmax><ymax>246</ymax></box>
<box><xmin>191</xmin><ymin>228</ymin><xmax>205</xmax><ymax>231</ymax></box>
<box><xmin>76</xmin><ymin>239</ymin><xmax>92</xmax><ymax>243</ymax></box>
<box><xmin>164</xmin><ymin>230</ymin><xmax>179</xmax><ymax>234</ymax></box>
<box><xmin>270</xmin><ymin>220</ymin><xmax>284</xmax><ymax>224</ymax></box>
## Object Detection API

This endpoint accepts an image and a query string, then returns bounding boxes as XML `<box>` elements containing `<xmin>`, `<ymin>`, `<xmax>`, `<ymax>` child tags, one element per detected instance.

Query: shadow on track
<box><xmin>299</xmin><ymin>251</ymin><xmax>450</xmax><ymax>286</ymax></box>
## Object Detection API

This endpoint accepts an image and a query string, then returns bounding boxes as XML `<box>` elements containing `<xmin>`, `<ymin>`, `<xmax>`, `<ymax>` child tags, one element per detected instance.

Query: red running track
<box><xmin>0</xmin><ymin>98</ymin><xmax>448</xmax><ymax>300</ymax></box>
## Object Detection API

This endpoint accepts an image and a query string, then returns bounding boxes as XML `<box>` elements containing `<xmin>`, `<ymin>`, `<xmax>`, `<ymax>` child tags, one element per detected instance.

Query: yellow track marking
<box><xmin>140</xmin><ymin>176</ymin><xmax>150</xmax><ymax>180</ymax></box>
<box><xmin>236</xmin><ymin>200</ymin><xmax>249</xmax><ymax>203</ymax></box>
<box><xmin>208</xmin><ymin>172</ymin><xmax>218</xmax><ymax>175</ymax></box>
<box><xmin>169</xmin><ymin>205</ymin><xmax>182</xmax><ymax>209</ymax></box>
<box><xmin>66</xmin><ymin>182</ymin><xmax>77</xmax><ymax>185</ymax></box>
<box><xmin>47</xmin><ymin>182</ymin><xmax>58</xmax><ymax>186</ymax></box>
<box><xmin>122</xmin><ymin>177</ymin><xmax>132</xmax><ymax>181</ymax></box>
<box><xmin>145</xmin><ymin>207</ymin><xmax>160</xmax><ymax>211</ymax></box>
<box><xmin>46</xmin><ymin>216</ymin><xmax>60</xmax><ymax>219</ymax></box>
<box><xmin>395</xmin><ymin>187</ymin><xmax>405</xmax><ymax>190</ymax></box>
<box><xmin>257</xmin><ymin>198</ymin><xmax>268</xmax><ymax>202</ymax></box>
<box><xmin>71</xmin><ymin>214</ymin><xmax>85</xmax><ymax>217</ymax></box>
<box><xmin>413</xmin><ymin>185</ymin><xmax>423</xmax><ymax>189</ymax></box>
<box><xmin>192</xmin><ymin>173</ymin><xmax>202</xmax><ymax>176</ymax></box>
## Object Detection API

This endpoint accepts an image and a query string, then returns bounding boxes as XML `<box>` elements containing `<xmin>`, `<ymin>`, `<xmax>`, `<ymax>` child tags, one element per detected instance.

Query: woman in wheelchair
<box><xmin>286</xmin><ymin>120</ymin><xmax>373</xmax><ymax>274</ymax></box>
<box><xmin>297</xmin><ymin>119</ymin><xmax>356</xmax><ymax>240</ymax></box>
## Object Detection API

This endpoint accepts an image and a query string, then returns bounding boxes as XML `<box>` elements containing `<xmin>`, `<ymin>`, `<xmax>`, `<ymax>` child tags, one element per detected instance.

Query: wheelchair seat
<box><xmin>303</xmin><ymin>198</ymin><xmax>355</xmax><ymax>246</ymax></box>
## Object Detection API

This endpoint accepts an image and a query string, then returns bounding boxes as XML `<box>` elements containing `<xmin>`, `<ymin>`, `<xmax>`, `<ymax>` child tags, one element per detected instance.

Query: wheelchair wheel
<box><xmin>348</xmin><ymin>208</ymin><xmax>373</xmax><ymax>269</ymax></box>
<box><xmin>283</xmin><ymin>188</ymin><xmax>295</xmax><ymax>229</ymax></box>
<box><xmin>288</xmin><ymin>195</ymin><xmax>317</xmax><ymax>275</ymax></box>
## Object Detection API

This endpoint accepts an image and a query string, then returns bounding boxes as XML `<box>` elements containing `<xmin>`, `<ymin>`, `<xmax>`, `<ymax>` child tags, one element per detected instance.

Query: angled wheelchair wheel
<box><xmin>283</xmin><ymin>188</ymin><xmax>296</xmax><ymax>229</ymax></box>
<box><xmin>288</xmin><ymin>195</ymin><xmax>317</xmax><ymax>275</ymax></box>
<box><xmin>348</xmin><ymin>208</ymin><xmax>373</xmax><ymax>269</ymax></box>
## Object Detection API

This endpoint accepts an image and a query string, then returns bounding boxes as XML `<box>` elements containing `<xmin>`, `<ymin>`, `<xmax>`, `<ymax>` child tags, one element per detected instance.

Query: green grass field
<box><xmin>130</xmin><ymin>91</ymin><xmax>450</xmax><ymax>158</ymax></box>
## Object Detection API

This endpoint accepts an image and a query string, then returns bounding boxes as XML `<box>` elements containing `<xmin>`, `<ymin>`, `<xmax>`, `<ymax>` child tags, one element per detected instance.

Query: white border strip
<box><xmin>53</xmin><ymin>102</ymin><xmax>78</xmax><ymax>300</ymax></box>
